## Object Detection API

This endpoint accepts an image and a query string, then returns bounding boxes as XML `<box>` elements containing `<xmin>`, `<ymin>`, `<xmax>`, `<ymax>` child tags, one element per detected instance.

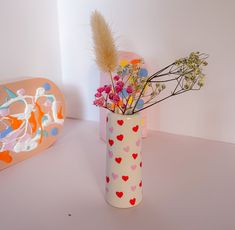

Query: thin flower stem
<box><xmin>150</xmin><ymin>71</ymin><xmax>180</xmax><ymax>79</ymax></box>
<box><xmin>109</xmin><ymin>71</ymin><xmax>115</xmax><ymax>93</ymax></box>
<box><xmin>133</xmin><ymin>94</ymin><xmax>175</xmax><ymax>113</ymax></box>
<box><xmin>142</xmin><ymin>95</ymin><xmax>155</xmax><ymax>105</ymax></box>
<box><xmin>103</xmin><ymin>105</ymin><xmax>114</xmax><ymax>112</ymax></box>
<box><xmin>131</xmin><ymin>80</ymin><xmax>149</xmax><ymax>114</ymax></box>
<box><xmin>172</xmin><ymin>76</ymin><xmax>183</xmax><ymax>94</ymax></box>
<box><xmin>149</xmin><ymin>62</ymin><xmax>175</xmax><ymax>81</ymax></box>
<box><xmin>150</xmin><ymin>78</ymin><xmax>179</xmax><ymax>83</ymax></box>
<box><xmin>124</xmin><ymin>74</ymin><xmax>132</xmax><ymax>86</ymax></box>
<box><xmin>116</xmin><ymin>104</ymin><xmax>124</xmax><ymax>114</ymax></box>
<box><xmin>123</xmin><ymin>95</ymin><xmax>131</xmax><ymax>114</ymax></box>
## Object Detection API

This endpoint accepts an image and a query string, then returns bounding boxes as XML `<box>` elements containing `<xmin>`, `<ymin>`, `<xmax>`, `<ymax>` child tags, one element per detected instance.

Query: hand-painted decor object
<box><xmin>0</xmin><ymin>78</ymin><xmax>65</xmax><ymax>171</ymax></box>
<box><xmin>105</xmin><ymin>112</ymin><xmax>142</xmax><ymax>208</ymax></box>
<box><xmin>99</xmin><ymin>51</ymin><xmax>148</xmax><ymax>142</ymax></box>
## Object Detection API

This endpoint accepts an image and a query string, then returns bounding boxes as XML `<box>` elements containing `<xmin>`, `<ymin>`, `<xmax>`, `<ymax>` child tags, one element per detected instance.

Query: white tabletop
<box><xmin>0</xmin><ymin>119</ymin><xmax>235</xmax><ymax>230</ymax></box>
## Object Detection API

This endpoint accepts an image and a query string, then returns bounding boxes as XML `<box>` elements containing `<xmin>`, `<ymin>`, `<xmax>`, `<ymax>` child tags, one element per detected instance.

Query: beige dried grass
<box><xmin>90</xmin><ymin>10</ymin><xmax>118</xmax><ymax>73</ymax></box>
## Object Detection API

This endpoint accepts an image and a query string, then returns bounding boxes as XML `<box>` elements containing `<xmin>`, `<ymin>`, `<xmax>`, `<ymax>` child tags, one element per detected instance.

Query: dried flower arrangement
<box><xmin>91</xmin><ymin>11</ymin><xmax>208</xmax><ymax>115</ymax></box>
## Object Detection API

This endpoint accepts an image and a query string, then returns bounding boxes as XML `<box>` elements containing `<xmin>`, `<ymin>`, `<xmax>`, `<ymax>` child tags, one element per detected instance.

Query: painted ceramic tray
<box><xmin>0</xmin><ymin>78</ymin><xmax>65</xmax><ymax>170</ymax></box>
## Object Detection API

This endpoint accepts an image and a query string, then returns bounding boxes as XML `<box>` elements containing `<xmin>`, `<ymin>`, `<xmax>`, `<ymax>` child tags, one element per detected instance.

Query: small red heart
<box><xmin>116</xmin><ymin>191</ymin><xmax>123</xmax><ymax>198</ymax></box>
<box><xmin>116</xmin><ymin>134</ymin><xmax>124</xmax><ymax>141</ymax></box>
<box><xmin>122</xmin><ymin>175</ymin><xmax>129</xmax><ymax>182</ymax></box>
<box><xmin>115</xmin><ymin>157</ymin><xmax>122</xmax><ymax>164</ymax></box>
<box><xmin>139</xmin><ymin>181</ymin><xmax>142</xmax><ymax>187</ymax></box>
<box><xmin>106</xmin><ymin>176</ymin><xmax>110</xmax><ymax>183</ymax></box>
<box><xmin>117</xmin><ymin>120</ymin><xmax>124</xmax><ymax>126</ymax></box>
<box><xmin>140</xmin><ymin>162</ymin><xmax>142</xmax><ymax>167</ymax></box>
<box><xmin>132</xmin><ymin>153</ymin><xmax>138</xmax><ymax>160</ymax></box>
<box><xmin>109</xmin><ymin>139</ymin><xmax>114</xmax><ymax>146</ymax></box>
<box><xmin>129</xmin><ymin>198</ymin><xmax>136</xmax><ymax>206</ymax></box>
<box><xmin>132</xmin><ymin>125</ymin><xmax>139</xmax><ymax>132</ymax></box>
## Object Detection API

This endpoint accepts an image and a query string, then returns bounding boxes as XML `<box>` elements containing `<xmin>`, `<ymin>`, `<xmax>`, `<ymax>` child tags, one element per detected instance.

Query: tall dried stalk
<box><xmin>90</xmin><ymin>10</ymin><xmax>118</xmax><ymax>73</ymax></box>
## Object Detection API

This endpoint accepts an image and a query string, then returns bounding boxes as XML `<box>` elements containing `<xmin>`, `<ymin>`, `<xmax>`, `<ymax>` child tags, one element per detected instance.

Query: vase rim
<box><xmin>107</xmin><ymin>111</ymin><xmax>140</xmax><ymax>118</ymax></box>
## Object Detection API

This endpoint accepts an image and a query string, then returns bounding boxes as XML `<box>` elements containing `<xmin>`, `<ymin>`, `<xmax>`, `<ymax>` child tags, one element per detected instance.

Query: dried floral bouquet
<box><xmin>91</xmin><ymin>11</ymin><xmax>208</xmax><ymax>115</ymax></box>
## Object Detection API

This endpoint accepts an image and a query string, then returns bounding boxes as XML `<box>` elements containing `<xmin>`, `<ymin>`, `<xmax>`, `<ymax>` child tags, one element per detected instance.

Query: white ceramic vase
<box><xmin>105</xmin><ymin>112</ymin><xmax>143</xmax><ymax>208</ymax></box>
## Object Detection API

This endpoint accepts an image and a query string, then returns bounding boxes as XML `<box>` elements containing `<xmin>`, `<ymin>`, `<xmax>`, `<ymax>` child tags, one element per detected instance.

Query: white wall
<box><xmin>58</xmin><ymin>0</ymin><xmax>235</xmax><ymax>144</ymax></box>
<box><xmin>0</xmin><ymin>0</ymin><xmax>62</xmax><ymax>86</ymax></box>
<box><xmin>57</xmin><ymin>0</ymin><xmax>99</xmax><ymax>120</ymax></box>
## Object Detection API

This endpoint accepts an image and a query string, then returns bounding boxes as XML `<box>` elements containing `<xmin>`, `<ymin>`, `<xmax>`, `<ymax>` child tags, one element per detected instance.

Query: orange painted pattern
<box><xmin>4</xmin><ymin>116</ymin><xmax>23</xmax><ymax>130</ymax></box>
<box><xmin>0</xmin><ymin>150</ymin><xmax>13</xmax><ymax>163</ymax></box>
<box><xmin>29</xmin><ymin>112</ymin><xmax>37</xmax><ymax>134</ymax></box>
<box><xmin>35</xmin><ymin>102</ymin><xmax>45</xmax><ymax>144</ymax></box>
<box><xmin>57</xmin><ymin>106</ymin><xmax>63</xmax><ymax>119</ymax></box>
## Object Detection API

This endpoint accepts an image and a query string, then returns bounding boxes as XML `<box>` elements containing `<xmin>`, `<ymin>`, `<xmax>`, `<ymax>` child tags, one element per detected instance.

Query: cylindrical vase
<box><xmin>105</xmin><ymin>112</ymin><xmax>143</xmax><ymax>208</ymax></box>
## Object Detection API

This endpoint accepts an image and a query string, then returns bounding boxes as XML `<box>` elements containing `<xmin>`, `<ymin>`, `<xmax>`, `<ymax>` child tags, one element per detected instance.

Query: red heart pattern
<box><xmin>106</xmin><ymin>116</ymin><xmax>142</xmax><ymax>208</ymax></box>
<box><xmin>115</xmin><ymin>157</ymin><xmax>122</xmax><ymax>164</ymax></box>
<box><xmin>116</xmin><ymin>134</ymin><xmax>124</xmax><ymax>141</ymax></box>
<box><xmin>122</xmin><ymin>175</ymin><xmax>129</xmax><ymax>182</ymax></box>
<box><xmin>132</xmin><ymin>153</ymin><xmax>138</xmax><ymax>159</ymax></box>
<box><xmin>117</xmin><ymin>120</ymin><xmax>124</xmax><ymax>126</ymax></box>
<box><xmin>109</xmin><ymin>139</ymin><xmax>114</xmax><ymax>146</ymax></box>
<box><xmin>116</xmin><ymin>191</ymin><xmax>124</xmax><ymax>198</ymax></box>
<box><xmin>132</xmin><ymin>125</ymin><xmax>139</xmax><ymax>132</ymax></box>
<box><xmin>129</xmin><ymin>198</ymin><xmax>136</xmax><ymax>206</ymax></box>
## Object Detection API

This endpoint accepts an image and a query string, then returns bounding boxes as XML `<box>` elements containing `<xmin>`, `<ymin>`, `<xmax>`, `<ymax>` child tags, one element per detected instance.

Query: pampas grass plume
<box><xmin>91</xmin><ymin>10</ymin><xmax>118</xmax><ymax>73</ymax></box>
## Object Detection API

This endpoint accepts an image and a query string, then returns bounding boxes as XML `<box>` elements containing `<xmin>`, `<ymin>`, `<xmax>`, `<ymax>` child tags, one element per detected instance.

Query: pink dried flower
<box><xmin>109</xmin><ymin>93</ymin><xmax>114</xmax><ymax>100</ymax></box>
<box><xmin>115</xmin><ymin>85</ymin><xmax>122</xmax><ymax>93</ymax></box>
<box><xmin>93</xmin><ymin>97</ymin><xmax>104</xmax><ymax>106</ymax></box>
<box><xmin>113</xmin><ymin>94</ymin><xmax>120</xmax><ymax>104</ymax></box>
<box><xmin>95</xmin><ymin>92</ymin><xmax>102</xmax><ymax>97</ymax></box>
<box><xmin>105</xmin><ymin>85</ymin><xmax>112</xmax><ymax>94</ymax></box>
<box><xmin>116</xmin><ymin>81</ymin><xmax>124</xmax><ymax>88</ymax></box>
<box><xmin>97</xmin><ymin>87</ymin><xmax>105</xmax><ymax>93</ymax></box>
<box><xmin>121</xmin><ymin>104</ymin><xmax>126</xmax><ymax>109</ymax></box>
<box><xmin>114</xmin><ymin>75</ymin><xmax>120</xmax><ymax>81</ymax></box>
<box><xmin>126</xmin><ymin>85</ymin><xmax>133</xmax><ymax>94</ymax></box>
